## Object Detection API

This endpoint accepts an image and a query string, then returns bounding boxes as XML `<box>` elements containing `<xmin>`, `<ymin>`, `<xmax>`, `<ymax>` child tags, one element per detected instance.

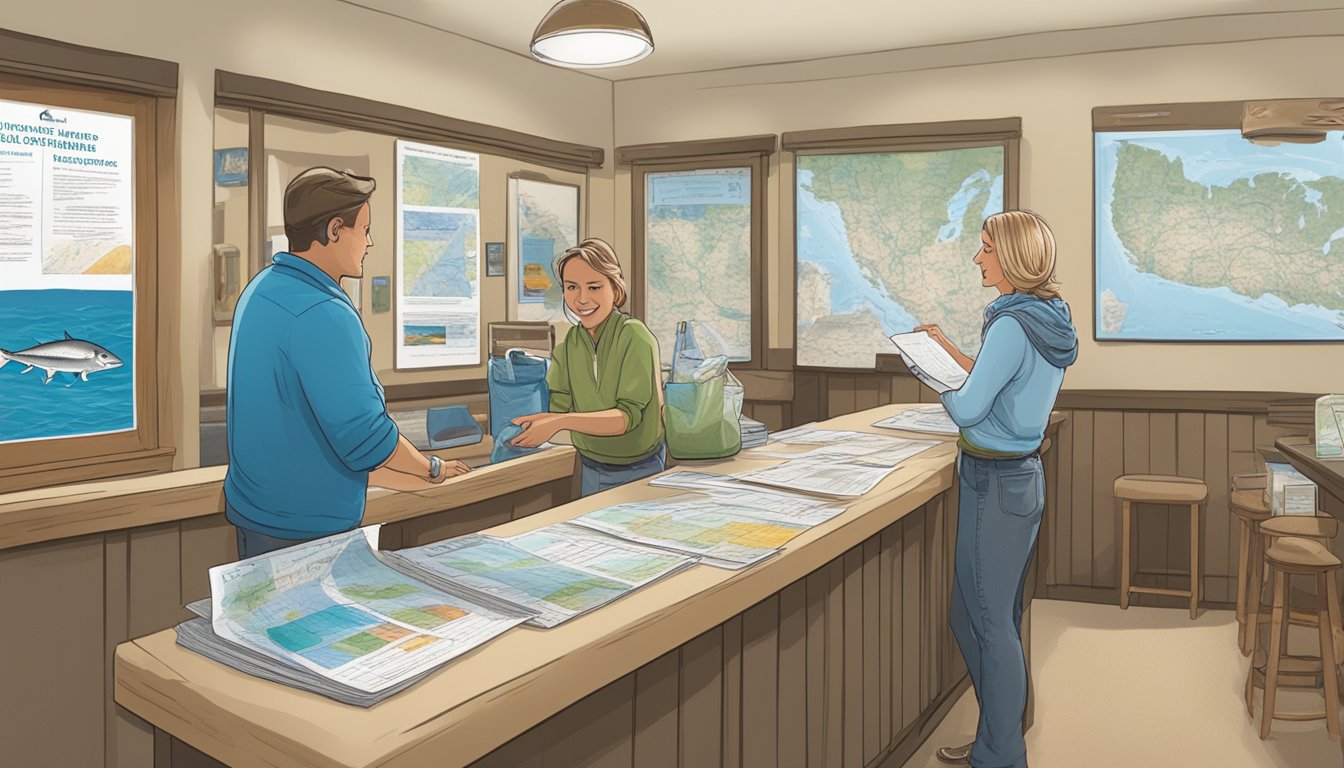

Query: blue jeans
<box><xmin>951</xmin><ymin>451</ymin><xmax>1043</xmax><ymax>768</ymax></box>
<box><xmin>579</xmin><ymin>445</ymin><xmax>666</xmax><ymax>497</ymax></box>
<box><xmin>235</xmin><ymin>526</ymin><xmax>317</xmax><ymax>559</ymax></box>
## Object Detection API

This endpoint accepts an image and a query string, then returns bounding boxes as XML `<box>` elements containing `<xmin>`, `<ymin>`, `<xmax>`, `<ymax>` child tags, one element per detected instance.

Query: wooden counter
<box><xmin>114</xmin><ymin>405</ymin><xmax>1058</xmax><ymax>768</ymax></box>
<box><xmin>0</xmin><ymin>438</ymin><xmax>574</xmax><ymax>553</ymax></box>
<box><xmin>1276</xmin><ymin>436</ymin><xmax>1344</xmax><ymax>520</ymax></box>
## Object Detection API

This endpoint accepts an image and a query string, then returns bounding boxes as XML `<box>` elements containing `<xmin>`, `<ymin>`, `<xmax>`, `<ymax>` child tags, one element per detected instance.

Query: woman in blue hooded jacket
<box><xmin>916</xmin><ymin>210</ymin><xmax>1078</xmax><ymax>768</ymax></box>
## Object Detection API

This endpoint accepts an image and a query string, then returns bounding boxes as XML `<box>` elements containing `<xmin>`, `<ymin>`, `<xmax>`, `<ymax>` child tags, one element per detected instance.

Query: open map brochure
<box><xmin>206</xmin><ymin>530</ymin><xmax>528</xmax><ymax>695</ymax></box>
<box><xmin>382</xmin><ymin>524</ymin><xmax>695</xmax><ymax>628</ymax></box>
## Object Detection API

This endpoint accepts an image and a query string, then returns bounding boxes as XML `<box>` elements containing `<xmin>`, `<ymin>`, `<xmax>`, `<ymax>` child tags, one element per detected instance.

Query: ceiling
<box><xmin>343</xmin><ymin>0</ymin><xmax>1344</xmax><ymax>80</ymax></box>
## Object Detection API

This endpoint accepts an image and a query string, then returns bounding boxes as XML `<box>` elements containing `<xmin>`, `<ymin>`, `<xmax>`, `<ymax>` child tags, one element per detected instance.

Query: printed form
<box><xmin>888</xmin><ymin>332</ymin><xmax>968</xmax><ymax>393</ymax></box>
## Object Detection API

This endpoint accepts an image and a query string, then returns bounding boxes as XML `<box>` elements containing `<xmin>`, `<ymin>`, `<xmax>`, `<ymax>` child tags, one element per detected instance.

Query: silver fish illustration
<box><xmin>0</xmin><ymin>332</ymin><xmax>123</xmax><ymax>384</ymax></box>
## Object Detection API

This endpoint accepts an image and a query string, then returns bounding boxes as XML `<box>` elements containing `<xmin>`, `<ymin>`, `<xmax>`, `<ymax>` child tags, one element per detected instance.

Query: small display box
<box><xmin>488</xmin><ymin>321</ymin><xmax>555</xmax><ymax>359</ymax></box>
<box><xmin>426</xmin><ymin>405</ymin><xmax>483</xmax><ymax>450</ymax></box>
<box><xmin>1265</xmin><ymin>460</ymin><xmax>1318</xmax><ymax>516</ymax></box>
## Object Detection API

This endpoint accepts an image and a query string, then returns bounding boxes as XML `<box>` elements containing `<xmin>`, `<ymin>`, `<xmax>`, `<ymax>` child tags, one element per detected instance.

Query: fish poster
<box><xmin>0</xmin><ymin>98</ymin><xmax>135</xmax><ymax>443</ymax></box>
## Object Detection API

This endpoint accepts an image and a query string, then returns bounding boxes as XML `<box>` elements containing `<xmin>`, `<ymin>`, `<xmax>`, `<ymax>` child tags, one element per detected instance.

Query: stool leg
<box><xmin>1120</xmin><ymin>500</ymin><xmax>1132</xmax><ymax>610</ymax></box>
<box><xmin>1245</xmin><ymin>530</ymin><xmax>1265</xmax><ymax>656</ymax></box>
<box><xmin>1189</xmin><ymin>503</ymin><xmax>1200</xmax><ymax>619</ymax></box>
<box><xmin>1262</xmin><ymin>569</ymin><xmax>1288</xmax><ymax>739</ymax></box>
<box><xmin>1236</xmin><ymin>518</ymin><xmax>1249</xmax><ymax>628</ymax></box>
<box><xmin>1318</xmin><ymin>572</ymin><xmax>1341</xmax><ymax>741</ymax></box>
<box><xmin>1329</xmin><ymin>568</ymin><xmax>1343</xmax><ymax>638</ymax></box>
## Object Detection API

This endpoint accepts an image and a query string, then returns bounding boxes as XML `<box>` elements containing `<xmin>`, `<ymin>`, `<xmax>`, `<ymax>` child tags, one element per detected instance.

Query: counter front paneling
<box><xmin>115</xmin><ymin>405</ymin><xmax>1062</xmax><ymax>768</ymax></box>
<box><xmin>0</xmin><ymin>442</ymin><xmax>576</xmax><ymax>768</ymax></box>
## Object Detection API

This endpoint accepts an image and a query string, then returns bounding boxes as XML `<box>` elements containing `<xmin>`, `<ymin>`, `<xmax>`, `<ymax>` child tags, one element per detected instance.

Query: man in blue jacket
<box><xmin>224</xmin><ymin>167</ymin><xmax>469</xmax><ymax>559</ymax></box>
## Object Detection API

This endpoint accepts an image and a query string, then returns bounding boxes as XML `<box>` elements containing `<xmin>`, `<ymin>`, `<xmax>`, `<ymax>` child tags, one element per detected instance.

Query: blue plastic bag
<box><xmin>491</xmin><ymin>423</ymin><xmax>542</xmax><ymax>464</ymax></box>
<box><xmin>488</xmin><ymin>348</ymin><xmax>550</xmax><ymax>439</ymax></box>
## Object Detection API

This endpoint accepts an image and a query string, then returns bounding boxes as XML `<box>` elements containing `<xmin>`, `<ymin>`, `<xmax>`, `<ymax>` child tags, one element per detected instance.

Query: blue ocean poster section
<box><xmin>0</xmin><ymin>289</ymin><xmax>135</xmax><ymax>443</ymax></box>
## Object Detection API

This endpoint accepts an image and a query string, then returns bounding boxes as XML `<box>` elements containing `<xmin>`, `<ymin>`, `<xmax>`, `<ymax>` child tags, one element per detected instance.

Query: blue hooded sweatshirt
<box><xmin>941</xmin><ymin>293</ymin><xmax>1078</xmax><ymax>455</ymax></box>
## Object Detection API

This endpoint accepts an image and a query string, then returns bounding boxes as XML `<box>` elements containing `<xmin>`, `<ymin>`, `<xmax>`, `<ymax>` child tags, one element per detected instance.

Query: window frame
<box><xmin>782</xmin><ymin>117</ymin><xmax>1021</xmax><ymax>372</ymax></box>
<box><xmin>213</xmin><ymin>72</ymin><xmax>606</xmax><ymax>376</ymax></box>
<box><xmin>623</xmin><ymin>136</ymin><xmax>773</xmax><ymax>369</ymax></box>
<box><xmin>0</xmin><ymin>33</ymin><xmax>178</xmax><ymax>493</ymax></box>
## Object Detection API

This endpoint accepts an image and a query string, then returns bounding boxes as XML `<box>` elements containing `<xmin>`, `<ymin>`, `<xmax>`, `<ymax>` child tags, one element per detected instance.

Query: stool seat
<box><xmin>1230</xmin><ymin>489</ymin><xmax>1271</xmax><ymax>520</ymax></box>
<box><xmin>1114</xmin><ymin>474</ymin><xmax>1208</xmax><ymax>503</ymax></box>
<box><xmin>1266</xmin><ymin>537</ymin><xmax>1341</xmax><ymax>572</ymax></box>
<box><xmin>1259</xmin><ymin>515</ymin><xmax>1339</xmax><ymax>541</ymax></box>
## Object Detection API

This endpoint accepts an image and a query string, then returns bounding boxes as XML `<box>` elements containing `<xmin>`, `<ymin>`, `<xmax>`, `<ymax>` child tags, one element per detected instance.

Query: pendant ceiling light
<box><xmin>530</xmin><ymin>0</ymin><xmax>654</xmax><ymax>69</ymax></box>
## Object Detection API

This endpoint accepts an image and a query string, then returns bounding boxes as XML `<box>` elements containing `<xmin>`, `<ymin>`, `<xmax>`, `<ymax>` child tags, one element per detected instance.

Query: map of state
<box><xmin>402</xmin><ymin>210</ymin><xmax>477</xmax><ymax>299</ymax></box>
<box><xmin>401</xmin><ymin>155</ymin><xmax>478</xmax><ymax>209</ymax></box>
<box><xmin>1096</xmin><ymin>129</ymin><xmax>1344</xmax><ymax>340</ymax></box>
<box><xmin>646</xmin><ymin>169</ymin><xmax>754</xmax><ymax>364</ymax></box>
<box><xmin>796</xmin><ymin>148</ymin><xmax>1005</xmax><ymax>369</ymax></box>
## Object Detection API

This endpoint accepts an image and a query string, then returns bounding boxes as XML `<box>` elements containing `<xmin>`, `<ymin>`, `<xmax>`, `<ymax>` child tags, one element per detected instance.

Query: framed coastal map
<box><xmin>506</xmin><ymin>175</ymin><xmax>580</xmax><ymax>325</ymax></box>
<box><xmin>1095</xmin><ymin>127</ymin><xmax>1344</xmax><ymax>341</ymax></box>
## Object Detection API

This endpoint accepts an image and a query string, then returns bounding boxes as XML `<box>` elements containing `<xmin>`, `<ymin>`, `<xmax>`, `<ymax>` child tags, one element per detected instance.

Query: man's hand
<box><xmin>510</xmin><ymin>413</ymin><xmax>566</xmax><ymax>448</ymax></box>
<box><xmin>427</xmin><ymin>456</ymin><xmax>471</xmax><ymax>484</ymax></box>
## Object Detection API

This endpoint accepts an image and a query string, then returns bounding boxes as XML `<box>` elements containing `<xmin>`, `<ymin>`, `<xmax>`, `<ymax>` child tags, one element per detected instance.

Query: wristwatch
<box><xmin>428</xmin><ymin>455</ymin><xmax>442</xmax><ymax>480</ymax></box>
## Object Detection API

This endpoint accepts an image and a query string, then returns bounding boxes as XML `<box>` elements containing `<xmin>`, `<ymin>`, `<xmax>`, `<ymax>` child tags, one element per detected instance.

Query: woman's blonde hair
<box><xmin>983</xmin><ymin>210</ymin><xmax>1062</xmax><ymax>300</ymax></box>
<box><xmin>553</xmin><ymin>237</ymin><xmax>628</xmax><ymax>309</ymax></box>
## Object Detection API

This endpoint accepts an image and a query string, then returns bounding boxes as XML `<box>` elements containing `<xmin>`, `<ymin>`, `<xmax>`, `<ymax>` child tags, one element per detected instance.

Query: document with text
<box><xmin>888</xmin><ymin>332</ymin><xmax>968</xmax><ymax>393</ymax></box>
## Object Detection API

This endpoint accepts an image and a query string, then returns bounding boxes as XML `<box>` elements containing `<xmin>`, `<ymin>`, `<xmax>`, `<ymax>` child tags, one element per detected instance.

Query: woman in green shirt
<box><xmin>510</xmin><ymin>238</ymin><xmax>665</xmax><ymax>496</ymax></box>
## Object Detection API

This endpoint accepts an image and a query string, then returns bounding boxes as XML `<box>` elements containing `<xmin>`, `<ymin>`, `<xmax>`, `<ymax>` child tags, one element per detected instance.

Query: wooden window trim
<box><xmin>623</xmin><ymin>138</ymin><xmax>772</xmax><ymax>367</ymax></box>
<box><xmin>787</xmin><ymin>119</ymin><xmax>1021</xmax><ymax>373</ymax></box>
<box><xmin>0</xmin><ymin>70</ymin><xmax>179</xmax><ymax>493</ymax></box>
<box><xmin>0</xmin><ymin>26</ymin><xmax>176</xmax><ymax>98</ymax></box>
<box><xmin>1092</xmin><ymin>101</ymin><xmax>1243</xmax><ymax>132</ymax></box>
<box><xmin>215</xmin><ymin>71</ymin><xmax>604</xmax><ymax>174</ymax></box>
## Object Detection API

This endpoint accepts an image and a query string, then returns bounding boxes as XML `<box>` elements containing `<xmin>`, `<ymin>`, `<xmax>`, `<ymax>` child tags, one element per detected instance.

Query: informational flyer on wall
<box><xmin>394</xmin><ymin>140</ymin><xmax>481</xmax><ymax>369</ymax></box>
<box><xmin>506</xmin><ymin>176</ymin><xmax>579</xmax><ymax>325</ymax></box>
<box><xmin>0</xmin><ymin>98</ymin><xmax>136</xmax><ymax>444</ymax></box>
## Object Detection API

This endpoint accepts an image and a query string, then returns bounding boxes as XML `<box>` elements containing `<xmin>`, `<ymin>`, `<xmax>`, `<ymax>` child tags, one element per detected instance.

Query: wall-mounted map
<box><xmin>395</xmin><ymin>140</ymin><xmax>480</xmax><ymax>369</ymax></box>
<box><xmin>796</xmin><ymin>148</ymin><xmax>1005</xmax><ymax>369</ymax></box>
<box><xmin>646</xmin><ymin>168</ymin><xmax>753</xmax><ymax>364</ymax></box>
<box><xmin>1096</xmin><ymin>129</ymin><xmax>1344</xmax><ymax>341</ymax></box>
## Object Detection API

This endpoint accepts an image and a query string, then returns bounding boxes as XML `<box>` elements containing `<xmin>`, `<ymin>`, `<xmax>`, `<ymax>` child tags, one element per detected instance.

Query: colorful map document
<box><xmin>872</xmin><ymin>405</ymin><xmax>960</xmax><ymax>436</ymax></box>
<box><xmin>208</xmin><ymin>530</ymin><xmax>528</xmax><ymax>694</ymax></box>
<box><xmin>384</xmin><ymin>525</ymin><xmax>695</xmax><ymax>628</ymax></box>
<box><xmin>571</xmin><ymin>495</ymin><xmax>811</xmax><ymax>569</ymax></box>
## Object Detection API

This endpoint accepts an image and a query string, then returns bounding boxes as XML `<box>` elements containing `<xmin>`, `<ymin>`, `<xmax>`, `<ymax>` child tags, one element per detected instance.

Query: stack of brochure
<box><xmin>740</xmin><ymin>416</ymin><xmax>769</xmax><ymax>449</ymax></box>
<box><xmin>175</xmin><ymin>525</ymin><xmax>694</xmax><ymax>705</ymax></box>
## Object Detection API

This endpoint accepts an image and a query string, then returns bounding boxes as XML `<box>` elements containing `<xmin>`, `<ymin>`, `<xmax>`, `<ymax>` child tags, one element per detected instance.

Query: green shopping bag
<box><xmin>663</xmin><ymin>322</ymin><xmax>742</xmax><ymax>460</ymax></box>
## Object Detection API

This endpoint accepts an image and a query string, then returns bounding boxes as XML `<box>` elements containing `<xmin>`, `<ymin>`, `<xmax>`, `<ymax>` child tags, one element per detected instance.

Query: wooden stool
<box><xmin>1259</xmin><ymin>536</ymin><xmax>1342</xmax><ymax>740</ymax></box>
<box><xmin>1230</xmin><ymin>473</ymin><xmax>1272</xmax><ymax>654</ymax></box>
<box><xmin>1244</xmin><ymin>515</ymin><xmax>1341</xmax><ymax>657</ymax></box>
<box><xmin>1115</xmin><ymin>474</ymin><xmax>1208</xmax><ymax>618</ymax></box>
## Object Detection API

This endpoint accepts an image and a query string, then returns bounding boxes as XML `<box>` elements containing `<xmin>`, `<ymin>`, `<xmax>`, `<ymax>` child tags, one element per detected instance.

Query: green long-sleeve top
<box><xmin>548</xmin><ymin>311</ymin><xmax>664</xmax><ymax>465</ymax></box>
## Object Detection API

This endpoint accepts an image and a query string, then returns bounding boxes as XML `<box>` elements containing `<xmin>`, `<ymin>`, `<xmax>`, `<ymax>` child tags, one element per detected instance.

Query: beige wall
<box><xmin>2</xmin><ymin>0</ymin><xmax>615</xmax><ymax>467</ymax></box>
<box><xmin>613</xmin><ymin>32</ymin><xmax>1344</xmax><ymax>392</ymax></box>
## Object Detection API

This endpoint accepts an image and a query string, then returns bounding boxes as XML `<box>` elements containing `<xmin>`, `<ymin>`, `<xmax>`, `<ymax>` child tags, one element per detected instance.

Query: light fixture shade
<box><xmin>530</xmin><ymin>0</ymin><xmax>653</xmax><ymax>69</ymax></box>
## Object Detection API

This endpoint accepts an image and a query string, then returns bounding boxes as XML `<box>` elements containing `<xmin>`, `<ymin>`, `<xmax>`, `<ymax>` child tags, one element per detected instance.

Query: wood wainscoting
<box><xmin>787</xmin><ymin>368</ymin><xmax>1313</xmax><ymax>610</ymax></box>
